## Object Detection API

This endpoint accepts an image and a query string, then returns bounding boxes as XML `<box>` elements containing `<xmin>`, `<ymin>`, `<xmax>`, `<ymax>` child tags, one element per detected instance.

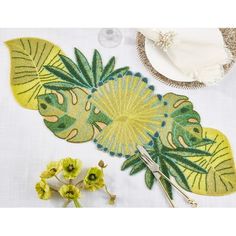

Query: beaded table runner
<box><xmin>6</xmin><ymin>37</ymin><xmax>236</xmax><ymax>201</ymax></box>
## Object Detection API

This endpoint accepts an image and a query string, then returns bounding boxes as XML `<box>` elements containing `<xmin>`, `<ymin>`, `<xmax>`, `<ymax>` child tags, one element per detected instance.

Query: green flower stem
<box><xmin>63</xmin><ymin>200</ymin><xmax>71</xmax><ymax>208</ymax></box>
<box><xmin>75</xmin><ymin>180</ymin><xmax>84</xmax><ymax>187</ymax></box>
<box><xmin>104</xmin><ymin>185</ymin><xmax>112</xmax><ymax>198</ymax></box>
<box><xmin>48</xmin><ymin>184</ymin><xmax>58</xmax><ymax>192</ymax></box>
<box><xmin>73</xmin><ymin>199</ymin><xmax>82</xmax><ymax>208</ymax></box>
<box><xmin>55</xmin><ymin>175</ymin><xmax>67</xmax><ymax>185</ymax></box>
<box><xmin>104</xmin><ymin>185</ymin><xmax>116</xmax><ymax>205</ymax></box>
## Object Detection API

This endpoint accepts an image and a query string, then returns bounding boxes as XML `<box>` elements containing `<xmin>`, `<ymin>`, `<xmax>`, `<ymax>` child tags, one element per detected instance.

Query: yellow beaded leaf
<box><xmin>5</xmin><ymin>38</ymin><xmax>65</xmax><ymax>110</ymax></box>
<box><xmin>179</xmin><ymin>128</ymin><xmax>236</xmax><ymax>196</ymax></box>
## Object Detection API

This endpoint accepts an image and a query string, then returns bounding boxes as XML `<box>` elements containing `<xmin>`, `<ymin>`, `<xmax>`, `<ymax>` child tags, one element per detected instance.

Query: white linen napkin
<box><xmin>139</xmin><ymin>28</ymin><xmax>233</xmax><ymax>85</ymax></box>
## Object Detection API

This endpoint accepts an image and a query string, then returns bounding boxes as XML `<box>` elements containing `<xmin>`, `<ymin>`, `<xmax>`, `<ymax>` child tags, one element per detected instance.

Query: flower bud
<box><xmin>98</xmin><ymin>160</ymin><xmax>107</xmax><ymax>168</ymax></box>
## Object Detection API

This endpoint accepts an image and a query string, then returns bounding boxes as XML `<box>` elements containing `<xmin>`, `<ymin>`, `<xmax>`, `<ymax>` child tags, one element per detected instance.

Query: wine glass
<box><xmin>98</xmin><ymin>28</ymin><xmax>123</xmax><ymax>48</ymax></box>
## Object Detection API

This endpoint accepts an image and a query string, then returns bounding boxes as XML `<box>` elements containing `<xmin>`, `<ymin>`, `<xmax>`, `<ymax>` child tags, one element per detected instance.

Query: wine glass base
<box><xmin>98</xmin><ymin>28</ymin><xmax>123</xmax><ymax>48</ymax></box>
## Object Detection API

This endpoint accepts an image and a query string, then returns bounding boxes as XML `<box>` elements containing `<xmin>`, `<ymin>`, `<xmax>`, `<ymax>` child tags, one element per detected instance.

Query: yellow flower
<box><xmin>59</xmin><ymin>185</ymin><xmax>80</xmax><ymax>200</ymax></box>
<box><xmin>89</xmin><ymin>73</ymin><xmax>165</xmax><ymax>157</ymax></box>
<box><xmin>35</xmin><ymin>179</ymin><xmax>52</xmax><ymax>200</ymax></box>
<box><xmin>84</xmin><ymin>167</ymin><xmax>105</xmax><ymax>191</ymax></box>
<box><xmin>40</xmin><ymin>161</ymin><xmax>62</xmax><ymax>179</ymax></box>
<box><xmin>62</xmin><ymin>157</ymin><xmax>82</xmax><ymax>179</ymax></box>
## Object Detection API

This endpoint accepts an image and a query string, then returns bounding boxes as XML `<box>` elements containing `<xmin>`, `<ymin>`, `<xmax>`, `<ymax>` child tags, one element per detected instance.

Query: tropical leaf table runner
<box><xmin>1</xmin><ymin>29</ymin><xmax>236</xmax><ymax>207</ymax></box>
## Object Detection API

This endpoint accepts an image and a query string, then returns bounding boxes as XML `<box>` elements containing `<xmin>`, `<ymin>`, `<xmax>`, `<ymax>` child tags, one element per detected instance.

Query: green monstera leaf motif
<box><xmin>158</xmin><ymin>93</ymin><xmax>203</xmax><ymax>149</ymax></box>
<box><xmin>38</xmin><ymin>88</ymin><xmax>111</xmax><ymax>143</ymax></box>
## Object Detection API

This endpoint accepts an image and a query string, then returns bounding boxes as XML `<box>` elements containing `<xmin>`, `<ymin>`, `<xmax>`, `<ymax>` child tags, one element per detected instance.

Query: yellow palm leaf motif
<box><xmin>6</xmin><ymin>38</ymin><xmax>65</xmax><ymax>110</ymax></box>
<box><xmin>179</xmin><ymin>128</ymin><xmax>236</xmax><ymax>195</ymax></box>
<box><xmin>89</xmin><ymin>72</ymin><xmax>167</xmax><ymax>156</ymax></box>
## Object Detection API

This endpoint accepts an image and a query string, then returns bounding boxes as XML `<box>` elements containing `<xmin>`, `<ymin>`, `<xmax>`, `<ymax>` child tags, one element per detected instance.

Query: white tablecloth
<box><xmin>0</xmin><ymin>28</ymin><xmax>235</xmax><ymax>207</ymax></box>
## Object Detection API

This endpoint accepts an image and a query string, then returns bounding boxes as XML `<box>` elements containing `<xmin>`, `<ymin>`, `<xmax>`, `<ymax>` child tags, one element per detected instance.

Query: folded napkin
<box><xmin>139</xmin><ymin>28</ymin><xmax>233</xmax><ymax>85</ymax></box>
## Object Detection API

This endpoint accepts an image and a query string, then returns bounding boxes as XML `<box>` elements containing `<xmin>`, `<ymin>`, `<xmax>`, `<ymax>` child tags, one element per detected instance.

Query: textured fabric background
<box><xmin>0</xmin><ymin>28</ymin><xmax>235</xmax><ymax>207</ymax></box>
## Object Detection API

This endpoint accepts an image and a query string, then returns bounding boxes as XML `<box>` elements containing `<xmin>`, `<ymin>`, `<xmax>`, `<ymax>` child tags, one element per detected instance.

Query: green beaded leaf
<box><xmin>43</xmin><ymin>82</ymin><xmax>76</xmax><ymax>90</ymax></box>
<box><xmin>159</xmin><ymin>157</ymin><xmax>173</xmax><ymax>199</ymax></box>
<box><xmin>165</xmin><ymin>157</ymin><xmax>191</xmax><ymax>191</ymax></box>
<box><xmin>165</xmin><ymin>153</ymin><xmax>208</xmax><ymax>174</ymax></box>
<box><xmin>58</xmin><ymin>54</ymin><xmax>91</xmax><ymax>88</ymax></box>
<box><xmin>193</xmin><ymin>138</ymin><xmax>215</xmax><ymax>147</ymax></box>
<box><xmin>130</xmin><ymin>161</ymin><xmax>146</xmax><ymax>175</ymax></box>
<box><xmin>101</xmin><ymin>66</ymin><xmax>130</xmax><ymax>83</ymax></box>
<box><xmin>145</xmin><ymin>168</ymin><xmax>155</xmax><ymax>190</ymax></box>
<box><xmin>121</xmin><ymin>136</ymin><xmax>210</xmax><ymax>197</ymax></box>
<box><xmin>44</xmin><ymin>48</ymin><xmax>129</xmax><ymax>90</ymax></box>
<box><xmin>38</xmin><ymin>88</ymin><xmax>110</xmax><ymax>143</ymax></box>
<box><xmin>164</xmin><ymin>147</ymin><xmax>212</xmax><ymax>157</ymax></box>
<box><xmin>44</xmin><ymin>66</ymin><xmax>80</xmax><ymax>85</ymax></box>
<box><xmin>100</xmin><ymin>56</ymin><xmax>115</xmax><ymax>79</ymax></box>
<box><xmin>38</xmin><ymin>88</ymin><xmax>93</xmax><ymax>142</ymax></box>
<box><xmin>92</xmin><ymin>49</ymin><xmax>103</xmax><ymax>87</ymax></box>
<box><xmin>159</xmin><ymin>93</ymin><xmax>203</xmax><ymax>149</ymax></box>
<box><xmin>75</xmin><ymin>48</ymin><xmax>94</xmax><ymax>87</ymax></box>
<box><xmin>121</xmin><ymin>153</ymin><xmax>141</xmax><ymax>170</ymax></box>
